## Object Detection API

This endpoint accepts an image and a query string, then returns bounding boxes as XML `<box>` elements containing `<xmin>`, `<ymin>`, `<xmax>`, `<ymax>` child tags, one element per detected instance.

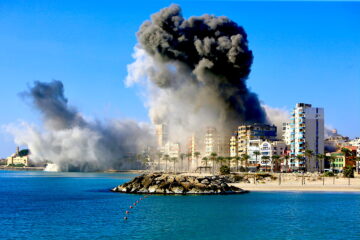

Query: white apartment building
<box><xmin>289</xmin><ymin>103</ymin><xmax>324</xmax><ymax>172</ymax></box>
<box><xmin>163</xmin><ymin>142</ymin><xmax>180</xmax><ymax>159</ymax></box>
<box><xmin>349</xmin><ymin>138</ymin><xmax>360</xmax><ymax>157</ymax></box>
<box><xmin>247</xmin><ymin>140</ymin><xmax>286</xmax><ymax>171</ymax></box>
<box><xmin>282</xmin><ymin>123</ymin><xmax>292</xmax><ymax>145</ymax></box>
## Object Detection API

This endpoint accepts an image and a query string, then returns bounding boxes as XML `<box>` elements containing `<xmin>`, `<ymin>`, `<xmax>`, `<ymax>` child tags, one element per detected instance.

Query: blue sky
<box><xmin>0</xmin><ymin>0</ymin><xmax>359</xmax><ymax>157</ymax></box>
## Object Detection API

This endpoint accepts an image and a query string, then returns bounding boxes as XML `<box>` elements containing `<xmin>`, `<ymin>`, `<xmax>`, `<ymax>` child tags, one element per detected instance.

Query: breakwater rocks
<box><xmin>112</xmin><ymin>173</ymin><xmax>248</xmax><ymax>195</ymax></box>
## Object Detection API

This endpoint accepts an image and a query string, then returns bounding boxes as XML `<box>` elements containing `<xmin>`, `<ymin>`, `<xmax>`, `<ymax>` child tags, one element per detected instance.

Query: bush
<box><xmin>323</xmin><ymin>171</ymin><xmax>334</xmax><ymax>177</ymax></box>
<box><xmin>239</xmin><ymin>166</ymin><xmax>246</xmax><ymax>172</ymax></box>
<box><xmin>343</xmin><ymin>166</ymin><xmax>354</xmax><ymax>178</ymax></box>
<box><xmin>220</xmin><ymin>165</ymin><xmax>230</xmax><ymax>175</ymax></box>
<box><xmin>8</xmin><ymin>164</ymin><xmax>25</xmax><ymax>167</ymax></box>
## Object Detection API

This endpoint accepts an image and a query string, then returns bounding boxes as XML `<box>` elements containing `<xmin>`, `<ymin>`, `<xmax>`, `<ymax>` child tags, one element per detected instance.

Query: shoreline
<box><xmin>0</xmin><ymin>167</ymin><xmax>45</xmax><ymax>171</ymax></box>
<box><xmin>230</xmin><ymin>183</ymin><xmax>360</xmax><ymax>192</ymax></box>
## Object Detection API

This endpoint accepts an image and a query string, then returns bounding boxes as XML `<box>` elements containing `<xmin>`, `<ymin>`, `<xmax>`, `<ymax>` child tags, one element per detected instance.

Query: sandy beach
<box><xmin>177</xmin><ymin>172</ymin><xmax>360</xmax><ymax>192</ymax></box>
<box><xmin>230</xmin><ymin>175</ymin><xmax>360</xmax><ymax>192</ymax></box>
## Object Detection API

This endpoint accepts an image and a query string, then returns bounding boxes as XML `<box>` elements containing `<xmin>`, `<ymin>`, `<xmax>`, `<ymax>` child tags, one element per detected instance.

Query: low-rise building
<box><xmin>246</xmin><ymin>140</ymin><xmax>286</xmax><ymax>171</ymax></box>
<box><xmin>328</xmin><ymin>152</ymin><xmax>345</xmax><ymax>172</ymax></box>
<box><xmin>6</xmin><ymin>147</ymin><xmax>30</xmax><ymax>167</ymax></box>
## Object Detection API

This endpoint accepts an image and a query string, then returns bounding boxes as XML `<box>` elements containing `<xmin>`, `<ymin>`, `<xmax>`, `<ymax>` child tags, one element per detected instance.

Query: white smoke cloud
<box><xmin>262</xmin><ymin>104</ymin><xmax>290</xmax><ymax>137</ymax></box>
<box><xmin>4</xmin><ymin>80</ymin><xmax>155</xmax><ymax>172</ymax></box>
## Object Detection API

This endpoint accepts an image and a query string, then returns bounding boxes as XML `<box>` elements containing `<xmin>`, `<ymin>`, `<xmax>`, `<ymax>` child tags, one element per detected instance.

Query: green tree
<box><xmin>220</xmin><ymin>165</ymin><xmax>230</xmax><ymax>175</ymax></box>
<box><xmin>343</xmin><ymin>165</ymin><xmax>354</xmax><ymax>178</ymax></box>
<box><xmin>341</xmin><ymin>148</ymin><xmax>351</xmax><ymax>157</ymax></box>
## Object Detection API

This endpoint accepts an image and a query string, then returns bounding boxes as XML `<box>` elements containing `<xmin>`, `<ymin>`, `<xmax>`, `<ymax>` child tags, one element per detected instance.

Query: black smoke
<box><xmin>137</xmin><ymin>4</ymin><xmax>266</xmax><ymax>128</ymax></box>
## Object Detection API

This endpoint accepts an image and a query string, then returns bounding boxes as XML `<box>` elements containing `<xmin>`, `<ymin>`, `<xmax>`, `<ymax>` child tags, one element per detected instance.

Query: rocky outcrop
<box><xmin>111</xmin><ymin>173</ymin><xmax>248</xmax><ymax>195</ymax></box>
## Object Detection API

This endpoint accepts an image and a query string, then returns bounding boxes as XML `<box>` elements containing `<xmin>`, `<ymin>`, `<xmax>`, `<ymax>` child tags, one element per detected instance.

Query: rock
<box><xmin>201</xmin><ymin>179</ymin><xmax>210</xmax><ymax>184</ymax></box>
<box><xmin>112</xmin><ymin>173</ymin><xmax>248</xmax><ymax>195</ymax></box>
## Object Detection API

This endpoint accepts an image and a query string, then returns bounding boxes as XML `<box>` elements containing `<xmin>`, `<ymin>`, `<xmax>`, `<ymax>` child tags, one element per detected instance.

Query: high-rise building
<box><xmin>289</xmin><ymin>103</ymin><xmax>324</xmax><ymax>172</ymax></box>
<box><xmin>204</xmin><ymin>127</ymin><xmax>230</xmax><ymax>157</ymax></box>
<box><xmin>229</xmin><ymin>133</ymin><xmax>238</xmax><ymax>158</ymax></box>
<box><xmin>236</xmin><ymin>123</ymin><xmax>277</xmax><ymax>156</ymax></box>
<box><xmin>155</xmin><ymin>124</ymin><xmax>168</xmax><ymax>149</ymax></box>
<box><xmin>282</xmin><ymin>123</ymin><xmax>292</xmax><ymax>145</ymax></box>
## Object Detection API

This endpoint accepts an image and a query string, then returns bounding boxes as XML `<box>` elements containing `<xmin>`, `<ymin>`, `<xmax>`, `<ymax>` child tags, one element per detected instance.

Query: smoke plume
<box><xmin>6</xmin><ymin>80</ymin><xmax>154</xmax><ymax>171</ymax></box>
<box><xmin>127</xmin><ymin>4</ymin><xmax>266</xmax><ymax>143</ymax></box>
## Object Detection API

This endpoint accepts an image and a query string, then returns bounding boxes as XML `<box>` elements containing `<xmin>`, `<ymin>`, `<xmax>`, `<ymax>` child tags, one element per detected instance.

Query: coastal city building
<box><xmin>187</xmin><ymin>133</ymin><xmax>202</xmax><ymax>168</ymax></box>
<box><xmin>155</xmin><ymin>124</ymin><xmax>168</xmax><ymax>149</ymax></box>
<box><xmin>233</xmin><ymin>123</ymin><xmax>277</xmax><ymax>157</ymax></box>
<box><xmin>163</xmin><ymin>142</ymin><xmax>180</xmax><ymax>159</ymax></box>
<box><xmin>247</xmin><ymin>140</ymin><xmax>286</xmax><ymax>171</ymax></box>
<box><xmin>6</xmin><ymin>146</ymin><xmax>30</xmax><ymax>167</ymax></box>
<box><xmin>327</xmin><ymin>152</ymin><xmax>346</xmax><ymax>172</ymax></box>
<box><xmin>204</xmin><ymin>127</ymin><xmax>230</xmax><ymax>157</ymax></box>
<box><xmin>324</xmin><ymin>129</ymin><xmax>350</xmax><ymax>152</ymax></box>
<box><xmin>282</xmin><ymin>123</ymin><xmax>292</xmax><ymax>145</ymax></box>
<box><xmin>288</xmin><ymin>103</ymin><xmax>324</xmax><ymax>172</ymax></box>
<box><xmin>229</xmin><ymin>133</ymin><xmax>238</xmax><ymax>158</ymax></box>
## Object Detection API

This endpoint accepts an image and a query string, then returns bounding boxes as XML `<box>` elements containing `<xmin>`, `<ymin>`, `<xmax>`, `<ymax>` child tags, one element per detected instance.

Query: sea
<box><xmin>1</xmin><ymin>170</ymin><xmax>359</xmax><ymax>240</ymax></box>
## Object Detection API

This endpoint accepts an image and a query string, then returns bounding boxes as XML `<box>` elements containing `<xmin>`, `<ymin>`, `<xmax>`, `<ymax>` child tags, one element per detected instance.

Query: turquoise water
<box><xmin>1</xmin><ymin>171</ymin><xmax>360</xmax><ymax>240</ymax></box>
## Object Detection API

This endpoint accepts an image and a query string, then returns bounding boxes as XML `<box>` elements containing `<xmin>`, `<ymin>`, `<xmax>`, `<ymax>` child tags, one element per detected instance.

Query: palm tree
<box><xmin>170</xmin><ymin>157</ymin><xmax>178</xmax><ymax>173</ymax></box>
<box><xmin>254</xmin><ymin>151</ymin><xmax>260</xmax><ymax>166</ymax></box>
<box><xmin>217</xmin><ymin>156</ymin><xmax>225</xmax><ymax>168</ymax></box>
<box><xmin>261</xmin><ymin>155</ymin><xmax>270</xmax><ymax>172</ymax></box>
<box><xmin>186</xmin><ymin>153</ymin><xmax>192</xmax><ymax>172</ymax></box>
<box><xmin>326</xmin><ymin>155</ymin><xmax>335</xmax><ymax>172</ymax></box>
<box><xmin>202</xmin><ymin>157</ymin><xmax>209</xmax><ymax>169</ymax></box>
<box><xmin>180</xmin><ymin>153</ymin><xmax>186</xmax><ymax>172</ymax></box>
<box><xmin>341</xmin><ymin>147</ymin><xmax>351</xmax><ymax>157</ymax></box>
<box><xmin>157</xmin><ymin>152</ymin><xmax>163</xmax><ymax>171</ymax></box>
<box><xmin>304</xmin><ymin>149</ymin><xmax>314</xmax><ymax>172</ymax></box>
<box><xmin>163</xmin><ymin>154</ymin><xmax>170</xmax><ymax>172</ymax></box>
<box><xmin>271</xmin><ymin>155</ymin><xmax>281</xmax><ymax>172</ymax></box>
<box><xmin>210</xmin><ymin>152</ymin><xmax>217</xmax><ymax>174</ymax></box>
<box><xmin>232</xmin><ymin>156</ymin><xmax>241</xmax><ymax>172</ymax></box>
<box><xmin>241</xmin><ymin>154</ymin><xmax>250</xmax><ymax>171</ymax></box>
<box><xmin>283</xmin><ymin>155</ymin><xmax>290</xmax><ymax>172</ymax></box>
<box><xmin>215</xmin><ymin>156</ymin><xmax>222</xmax><ymax>173</ymax></box>
<box><xmin>194</xmin><ymin>152</ymin><xmax>201</xmax><ymax>169</ymax></box>
<box><xmin>316</xmin><ymin>154</ymin><xmax>325</xmax><ymax>173</ymax></box>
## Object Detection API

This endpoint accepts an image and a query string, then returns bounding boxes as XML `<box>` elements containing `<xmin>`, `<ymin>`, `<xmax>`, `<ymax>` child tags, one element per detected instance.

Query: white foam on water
<box><xmin>44</xmin><ymin>163</ymin><xmax>60</xmax><ymax>172</ymax></box>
